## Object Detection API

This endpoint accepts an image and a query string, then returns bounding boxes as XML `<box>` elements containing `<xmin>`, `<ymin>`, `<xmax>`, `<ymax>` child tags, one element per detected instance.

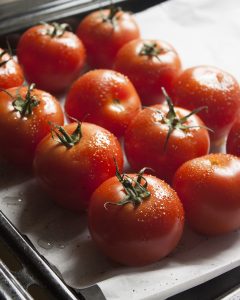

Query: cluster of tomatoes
<box><xmin>1</xmin><ymin>5</ymin><xmax>240</xmax><ymax>267</ymax></box>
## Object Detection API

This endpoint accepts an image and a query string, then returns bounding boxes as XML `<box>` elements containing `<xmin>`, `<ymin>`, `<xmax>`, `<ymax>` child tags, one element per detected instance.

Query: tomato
<box><xmin>65</xmin><ymin>69</ymin><xmax>142</xmax><ymax>137</ymax></box>
<box><xmin>226</xmin><ymin>116</ymin><xmax>240</xmax><ymax>156</ymax></box>
<box><xmin>88</xmin><ymin>167</ymin><xmax>184</xmax><ymax>266</ymax></box>
<box><xmin>34</xmin><ymin>122</ymin><xmax>123</xmax><ymax>211</ymax></box>
<box><xmin>76</xmin><ymin>7</ymin><xmax>140</xmax><ymax>68</ymax></box>
<box><xmin>171</xmin><ymin>66</ymin><xmax>240</xmax><ymax>145</ymax></box>
<box><xmin>0</xmin><ymin>84</ymin><xmax>64</xmax><ymax>168</ymax></box>
<box><xmin>114</xmin><ymin>39</ymin><xmax>182</xmax><ymax>106</ymax></box>
<box><xmin>124</xmin><ymin>90</ymin><xmax>210</xmax><ymax>183</ymax></box>
<box><xmin>0</xmin><ymin>48</ymin><xmax>24</xmax><ymax>89</ymax></box>
<box><xmin>17</xmin><ymin>23</ymin><xmax>86</xmax><ymax>93</ymax></box>
<box><xmin>173</xmin><ymin>153</ymin><xmax>240</xmax><ymax>235</ymax></box>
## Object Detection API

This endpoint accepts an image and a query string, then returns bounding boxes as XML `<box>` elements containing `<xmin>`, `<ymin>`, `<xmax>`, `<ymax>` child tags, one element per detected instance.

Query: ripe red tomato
<box><xmin>124</xmin><ymin>91</ymin><xmax>210</xmax><ymax>183</ymax></box>
<box><xmin>226</xmin><ymin>116</ymin><xmax>240</xmax><ymax>156</ymax></box>
<box><xmin>114</xmin><ymin>39</ymin><xmax>182</xmax><ymax>106</ymax></box>
<box><xmin>0</xmin><ymin>84</ymin><xmax>64</xmax><ymax>168</ymax></box>
<box><xmin>65</xmin><ymin>69</ymin><xmax>142</xmax><ymax>137</ymax></box>
<box><xmin>171</xmin><ymin>66</ymin><xmax>240</xmax><ymax>145</ymax></box>
<box><xmin>17</xmin><ymin>23</ymin><xmax>86</xmax><ymax>93</ymax></box>
<box><xmin>76</xmin><ymin>7</ymin><xmax>140</xmax><ymax>68</ymax></box>
<box><xmin>88</xmin><ymin>168</ymin><xmax>184</xmax><ymax>266</ymax></box>
<box><xmin>0</xmin><ymin>48</ymin><xmax>24</xmax><ymax>89</ymax></box>
<box><xmin>34</xmin><ymin>122</ymin><xmax>123</xmax><ymax>211</ymax></box>
<box><xmin>173</xmin><ymin>153</ymin><xmax>240</xmax><ymax>235</ymax></box>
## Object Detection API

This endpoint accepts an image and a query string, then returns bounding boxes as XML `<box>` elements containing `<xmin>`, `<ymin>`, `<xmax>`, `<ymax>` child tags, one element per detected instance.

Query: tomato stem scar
<box><xmin>12</xmin><ymin>83</ymin><xmax>40</xmax><ymax>117</ymax></box>
<box><xmin>101</xmin><ymin>5</ymin><xmax>121</xmax><ymax>27</ymax></box>
<box><xmin>49</xmin><ymin>121</ymin><xmax>82</xmax><ymax>148</ymax></box>
<box><xmin>104</xmin><ymin>159</ymin><xmax>151</xmax><ymax>208</ymax></box>
<box><xmin>139</xmin><ymin>43</ymin><xmax>167</xmax><ymax>61</ymax></box>
<box><xmin>43</xmin><ymin>22</ymin><xmax>71</xmax><ymax>38</ymax></box>
<box><xmin>152</xmin><ymin>88</ymin><xmax>212</xmax><ymax>151</ymax></box>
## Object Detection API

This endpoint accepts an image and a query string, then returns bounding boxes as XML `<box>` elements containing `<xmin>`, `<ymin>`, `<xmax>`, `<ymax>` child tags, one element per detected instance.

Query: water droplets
<box><xmin>2</xmin><ymin>195</ymin><xmax>23</xmax><ymax>206</ymax></box>
<box><xmin>37</xmin><ymin>238</ymin><xmax>54</xmax><ymax>250</ymax></box>
<box><xmin>37</xmin><ymin>236</ymin><xmax>66</xmax><ymax>251</ymax></box>
<box><xmin>56</xmin><ymin>243</ymin><xmax>65</xmax><ymax>249</ymax></box>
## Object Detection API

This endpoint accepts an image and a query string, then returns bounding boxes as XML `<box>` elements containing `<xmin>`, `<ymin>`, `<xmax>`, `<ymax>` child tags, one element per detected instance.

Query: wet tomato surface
<box><xmin>0</xmin><ymin>48</ymin><xmax>24</xmax><ymax>89</ymax></box>
<box><xmin>124</xmin><ymin>92</ymin><xmax>210</xmax><ymax>183</ymax></box>
<box><xmin>0</xmin><ymin>84</ymin><xmax>64</xmax><ymax>168</ymax></box>
<box><xmin>17</xmin><ymin>23</ymin><xmax>86</xmax><ymax>93</ymax></box>
<box><xmin>76</xmin><ymin>8</ymin><xmax>140</xmax><ymax>68</ymax></box>
<box><xmin>65</xmin><ymin>69</ymin><xmax>142</xmax><ymax>137</ymax></box>
<box><xmin>34</xmin><ymin>122</ymin><xmax>123</xmax><ymax>211</ymax></box>
<box><xmin>171</xmin><ymin>66</ymin><xmax>240</xmax><ymax>144</ymax></box>
<box><xmin>173</xmin><ymin>153</ymin><xmax>240</xmax><ymax>235</ymax></box>
<box><xmin>114</xmin><ymin>39</ymin><xmax>182</xmax><ymax>105</ymax></box>
<box><xmin>88</xmin><ymin>170</ymin><xmax>184</xmax><ymax>266</ymax></box>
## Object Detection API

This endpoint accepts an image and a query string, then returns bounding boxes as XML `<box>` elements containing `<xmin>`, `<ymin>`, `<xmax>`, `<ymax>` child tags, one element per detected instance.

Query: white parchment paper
<box><xmin>1</xmin><ymin>0</ymin><xmax>240</xmax><ymax>299</ymax></box>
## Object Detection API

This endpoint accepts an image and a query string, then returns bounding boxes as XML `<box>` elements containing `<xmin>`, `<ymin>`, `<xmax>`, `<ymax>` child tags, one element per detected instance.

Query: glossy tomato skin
<box><xmin>76</xmin><ymin>9</ymin><xmax>140</xmax><ymax>69</ymax></box>
<box><xmin>114</xmin><ymin>39</ymin><xmax>182</xmax><ymax>106</ymax></box>
<box><xmin>65</xmin><ymin>69</ymin><xmax>142</xmax><ymax>137</ymax></box>
<box><xmin>88</xmin><ymin>174</ymin><xmax>184</xmax><ymax>266</ymax></box>
<box><xmin>0</xmin><ymin>87</ymin><xmax>64</xmax><ymax>168</ymax></box>
<box><xmin>171</xmin><ymin>66</ymin><xmax>240</xmax><ymax>144</ymax></box>
<box><xmin>173</xmin><ymin>154</ymin><xmax>240</xmax><ymax>235</ymax></box>
<box><xmin>124</xmin><ymin>105</ymin><xmax>210</xmax><ymax>183</ymax></box>
<box><xmin>17</xmin><ymin>24</ymin><xmax>86</xmax><ymax>93</ymax></box>
<box><xmin>226</xmin><ymin>116</ymin><xmax>240</xmax><ymax>156</ymax></box>
<box><xmin>34</xmin><ymin>122</ymin><xmax>123</xmax><ymax>211</ymax></box>
<box><xmin>0</xmin><ymin>48</ymin><xmax>24</xmax><ymax>89</ymax></box>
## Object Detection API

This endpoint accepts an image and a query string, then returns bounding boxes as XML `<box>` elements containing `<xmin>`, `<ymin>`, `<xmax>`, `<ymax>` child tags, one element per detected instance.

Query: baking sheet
<box><xmin>1</xmin><ymin>0</ymin><xmax>240</xmax><ymax>299</ymax></box>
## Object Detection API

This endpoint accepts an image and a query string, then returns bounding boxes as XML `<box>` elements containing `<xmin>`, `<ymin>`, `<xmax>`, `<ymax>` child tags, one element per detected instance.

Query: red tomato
<box><xmin>226</xmin><ymin>116</ymin><xmax>240</xmax><ymax>156</ymax></box>
<box><xmin>0</xmin><ymin>48</ymin><xmax>24</xmax><ymax>89</ymax></box>
<box><xmin>88</xmin><ymin>168</ymin><xmax>184</xmax><ymax>266</ymax></box>
<box><xmin>17</xmin><ymin>23</ymin><xmax>86</xmax><ymax>93</ymax></box>
<box><xmin>114</xmin><ymin>39</ymin><xmax>182</xmax><ymax>106</ymax></box>
<box><xmin>0</xmin><ymin>84</ymin><xmax>64</xmax><ymax>168</ymax></box>
<box><xmin>171</xmin><ymin>66</ymin><xmax>240</xmax><ymax>144</ymax></box>
<box><xmin>124</xmin><ymin>91</ymin><xmax>210</xmax><ymax>183</ymax></box>
<box><xmin>34</xmin><ymin>122</ymin><xmax>123</xmax><ymax>211</ymax></box>
<box><xmin>65</xmin><ymin>69</ymin><xmax>142</xmax><ymax>137</ymax></box>
<box><xmin>173</xmin><ymin>154</ymin><xmax>240</xmax><ymax>235</ymax></box>
<box><xmin>76</xmin><ymin>7</ymin><xmax>140</xmax><ymax>68</ymax></box>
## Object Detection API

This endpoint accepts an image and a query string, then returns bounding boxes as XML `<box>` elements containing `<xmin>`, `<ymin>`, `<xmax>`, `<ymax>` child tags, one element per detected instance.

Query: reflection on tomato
<box><xmin>124</xmin><ymin>91</ymin><xmax>210</xmax><ymax>183</ymax></box>
<box><xmin>173</xmin><ymin>153</ymin><xmax>240</xmax><ymax>235</ymax></box>
<box><xmin>65</xmin><ymin>69</ymin><xmax>142</xmax><ymax>137</ymax></box>
<box><xmin>17</xmin><ymin>23</ymin><xmax>86</xmax><ymax>93</ymax></box>
<box><xmin>0</xmin><ymin>48</ymin><xmax>24</xmax><ymax>89</ymax></box>
<box><xmin>34</xmin><ymin>122</ymin><xmax>123</xmax><ymax>211</ymax></box>
<box><xmin>76</xmin><ymin>7</ymin><xmax>140</xmax><ymax>68</ymax></box>
<box><xmin>0</xmin><ymin>84</ymin><xmax>64</xmax><ymax>168</ymax></box>
<box><xmin>88</xmin><ymin>168</ymin><xmax>184</xmax><ymax>266</ymax></box>
<box><xmin>114</xmin><ymin>39</ymin><xmax>182</xmax><ymax>105</ymax></box>
<box><xmin>171</xmin><ymin>66</ymin><xmax>240</xmax><ymax>144</ymax></box>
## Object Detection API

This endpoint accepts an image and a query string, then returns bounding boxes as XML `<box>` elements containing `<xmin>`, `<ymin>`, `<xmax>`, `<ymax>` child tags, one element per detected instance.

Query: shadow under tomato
<box><xmin>60</xmin><ymin>238</ymin><xmax>120</xmax><ymax>287</ymax></box>
<box><xmin>63</xmin><ymin>223</ymin><xmax>240</xmax><ymax>289</ymax></box>
<box><xmin>16</xmin><ymin>179</ymin><xmax>87</xmax><ymax>245</ymax></box>
<box><xmin>4</xmin><ymin>174</ymin><xmax>238</xmax><ymax>290</ymax></box>
<box><xmin>168</xmin><ymin>224</ymin><xmax>240</xmax><ymax>265</ymax></box>
<box><xmin>0</xmin><ymin>160</ymin><xmax>31</xmax><ymax>189</ymax></box>
<box><xmin>61</xmin><ymin>237</ymin><xmax>175</xmax><ymax>288</ymax></box>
